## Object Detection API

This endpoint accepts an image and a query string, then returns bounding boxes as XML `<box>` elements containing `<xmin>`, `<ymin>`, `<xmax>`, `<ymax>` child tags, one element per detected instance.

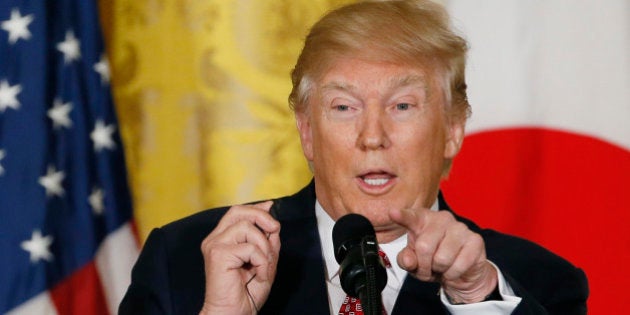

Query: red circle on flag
<box><xmin>441</xmin><ymin>127</ymin><xmax>630</xmax><ymax>313</ymax></box>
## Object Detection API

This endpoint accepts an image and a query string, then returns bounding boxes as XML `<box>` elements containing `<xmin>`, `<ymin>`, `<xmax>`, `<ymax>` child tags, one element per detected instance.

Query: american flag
<box><xmin>0</xmin><ymin>1</ymin><xmax>138</xmax><ymax>314</ymax></box>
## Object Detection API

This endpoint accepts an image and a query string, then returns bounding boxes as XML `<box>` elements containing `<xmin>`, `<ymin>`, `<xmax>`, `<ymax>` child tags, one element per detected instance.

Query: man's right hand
<box><xmin>199</xmin><ymin>201</ymin><xmax>281</xmax><ymax>315</ymax></box>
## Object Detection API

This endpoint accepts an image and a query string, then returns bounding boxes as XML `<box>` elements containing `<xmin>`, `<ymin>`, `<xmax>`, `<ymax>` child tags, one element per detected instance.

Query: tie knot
<box><xmin>378</xmin><ymin>249</ymin><xmax>391</xmax><ymax>268</ymax></box>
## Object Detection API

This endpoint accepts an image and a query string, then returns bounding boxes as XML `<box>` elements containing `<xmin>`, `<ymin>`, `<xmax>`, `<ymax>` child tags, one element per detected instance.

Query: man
<box><xmin>120</xmin><ymin>1</ymin><xmax>588</xmax><ymax>314</ymax></box>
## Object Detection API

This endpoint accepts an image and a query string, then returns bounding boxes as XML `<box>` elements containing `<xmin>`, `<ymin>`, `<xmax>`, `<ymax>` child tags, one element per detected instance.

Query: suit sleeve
<box><xmin>506</xmin><ymin>266</ymin><xmax>588</xmax><ymax>315</ymax></box>
<box><xmin>483</xmin><ymin>229</ymin><xmax>590</xmax><ymax>315</ymax></box>
<box><xmin>443</xmin><ymin>199</ymin><xmax>589</xmax><ymax>314</ymax></box>
<box><xmin>119</xmin><ymin>228</ymin><xmax>173</xmax><ymax>314</ymax></box>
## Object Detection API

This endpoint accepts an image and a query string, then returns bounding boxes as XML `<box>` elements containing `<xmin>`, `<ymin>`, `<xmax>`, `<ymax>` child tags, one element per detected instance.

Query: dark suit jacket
<box><xmin>119</xmin><ymin>181</ymin><xmax>588</xmax><ymax>314</ymax></box>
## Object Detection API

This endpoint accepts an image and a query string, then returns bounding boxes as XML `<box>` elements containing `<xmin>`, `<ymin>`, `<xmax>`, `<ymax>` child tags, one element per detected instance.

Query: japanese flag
<box><xmin>442</xmin><ymin>1</ymin><xmax>629</xmax><ymax>314</ymax></box>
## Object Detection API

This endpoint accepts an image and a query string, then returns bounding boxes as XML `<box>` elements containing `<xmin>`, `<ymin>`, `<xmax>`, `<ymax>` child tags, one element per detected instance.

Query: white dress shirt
<box><xmin>315</xmin><ymin>200</ymin><xmax>522</xmax><ymax>314</ymax></box>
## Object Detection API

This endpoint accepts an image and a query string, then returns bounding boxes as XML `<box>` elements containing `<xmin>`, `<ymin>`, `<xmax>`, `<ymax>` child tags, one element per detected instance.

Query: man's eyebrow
<box><xmin>320</xmin><ymin>75</ymin><xmax>427</xmax><ymax>93</ymax></box>
<box><xmin>387</xmin><ymin>74</ymin><xmax>428</xmax><ymax>89</ymax></box>
<box><xmin>320</xmin><ymin>81</ymin><xmax>357</xmax><ymax>93</ymax></box>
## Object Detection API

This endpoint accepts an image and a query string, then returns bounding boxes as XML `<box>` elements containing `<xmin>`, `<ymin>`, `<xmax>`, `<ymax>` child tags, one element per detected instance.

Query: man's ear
<box><xmin>444</xmin><ymin>119</ymin><xmax>465</xmax><ymax>159</ymax></box>
<box><xmin>296</xmin><ymin>112</ymin><xmax>314</xmax><ymax>161</ymax></box>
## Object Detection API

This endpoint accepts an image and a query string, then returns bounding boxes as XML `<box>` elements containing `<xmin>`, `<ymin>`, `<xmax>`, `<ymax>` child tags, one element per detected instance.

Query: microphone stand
<box><xmin>360</xmin><ymin>236</ymin><xmax>383</xmax><ymax>315</ymax></box>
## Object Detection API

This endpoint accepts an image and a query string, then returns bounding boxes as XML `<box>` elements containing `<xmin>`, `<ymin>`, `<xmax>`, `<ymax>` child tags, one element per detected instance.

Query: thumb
<box><xmin>252</xmin><ymin>200</ymin><xmax>273</xmax><ymax>211</ymax></box>
<box><xmin>397</xmin><ymin>243</ymin><xmax>418</xmax><ymax>272</ymax></box>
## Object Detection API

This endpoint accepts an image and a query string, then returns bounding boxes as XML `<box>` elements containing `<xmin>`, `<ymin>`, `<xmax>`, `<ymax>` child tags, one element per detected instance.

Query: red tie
<box><xmin>338</xmin><ymin>250</ymin><xmax>391</xmax><ymax>315</ymax></box>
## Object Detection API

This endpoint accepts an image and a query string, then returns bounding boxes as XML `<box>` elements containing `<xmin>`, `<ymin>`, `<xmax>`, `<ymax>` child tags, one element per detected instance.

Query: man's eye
<box><xmin>396</xmin><ymin>103</ymin><xmax>410</xmax><ymax>110</ymax></box>
<box><xmin>335</xmin><ymin>105</ymin><xmax>350</xmax><ymax>111</ymax></box>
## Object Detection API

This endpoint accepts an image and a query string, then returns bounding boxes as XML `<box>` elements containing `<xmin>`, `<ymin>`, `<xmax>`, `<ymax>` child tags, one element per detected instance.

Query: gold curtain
<box><xmin>99</xmin><ymin>0</ymin><xmax>357</xmax><ymax>242</ymax></box>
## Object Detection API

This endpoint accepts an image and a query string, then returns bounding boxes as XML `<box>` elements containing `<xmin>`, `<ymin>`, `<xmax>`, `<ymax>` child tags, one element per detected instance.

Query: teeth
<box><xmin>363</xmin><ymin>178</ymin><xmax>389</xmax><ymax>186</ymax></box>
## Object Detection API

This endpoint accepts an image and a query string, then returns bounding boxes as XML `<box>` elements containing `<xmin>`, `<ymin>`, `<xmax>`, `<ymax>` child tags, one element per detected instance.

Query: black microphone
<box><xmin>332</xmin><ymin>213</ymin><xmax>387</xmax><ymax>315</ymax></box>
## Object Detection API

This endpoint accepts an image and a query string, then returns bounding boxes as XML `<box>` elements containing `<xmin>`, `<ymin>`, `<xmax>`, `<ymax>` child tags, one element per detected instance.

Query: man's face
<box><xmin>296</xmin><ymin>58</ymin><xmax>464</xmax><ymax>242</ymax></box>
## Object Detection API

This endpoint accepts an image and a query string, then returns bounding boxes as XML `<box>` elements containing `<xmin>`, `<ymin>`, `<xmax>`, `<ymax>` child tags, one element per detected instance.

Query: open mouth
<box><xmin>359</xmin><ymin>172</ymin><xmax>396</xmax><ymax>188</ymax></box>
<box><xmin>363</xmin><ymin>177</ymin><xmax>390</xmax><ymax>186</ymax></box>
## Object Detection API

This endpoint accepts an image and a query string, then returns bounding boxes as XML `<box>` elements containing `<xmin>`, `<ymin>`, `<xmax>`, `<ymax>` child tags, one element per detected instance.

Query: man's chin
<box><xmin>361</xmin><ymin>213</ymin><xmax>399</xmax><ymax>231</ymax></box>
<box><xmin>374</xmin><ymin>225</ymin><xmax>407</xmax><ymax>244</ymax></box>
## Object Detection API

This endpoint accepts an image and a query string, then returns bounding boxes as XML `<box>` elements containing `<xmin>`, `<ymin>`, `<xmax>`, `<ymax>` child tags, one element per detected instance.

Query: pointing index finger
<box><xmin>389</xmin><ymin>207</ymin><xmax>428</xmax><ymax>234</ymax></box>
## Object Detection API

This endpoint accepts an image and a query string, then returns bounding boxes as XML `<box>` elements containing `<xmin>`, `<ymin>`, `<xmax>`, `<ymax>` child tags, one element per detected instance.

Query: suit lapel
<box><xmin>261</xmin><ymin>182</ymin><xmax>330</xmax><ymax>314</ymax></box>
<box><xmin>392</xmin><ymin>276</ymin><xmax>445</xmax><ymax>314</ymax></box>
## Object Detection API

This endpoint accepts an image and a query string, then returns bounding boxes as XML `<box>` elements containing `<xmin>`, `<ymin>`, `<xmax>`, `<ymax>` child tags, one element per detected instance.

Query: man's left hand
<box><xmin>389</xmin><ymin>208</ymin><xmax>498</xmax><ymax>304</ymax></box>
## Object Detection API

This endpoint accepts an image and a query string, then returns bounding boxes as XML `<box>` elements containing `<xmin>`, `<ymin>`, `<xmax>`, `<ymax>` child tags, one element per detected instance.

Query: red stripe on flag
<box><xmin>49</xmin><ymin>261</ymin><xmax>109</xmax><ymax>315</ymax></box>
<box><xmin>129</xmin><ymin>219</ymin><xmax>141</xmax><ymax>248</ymax></box>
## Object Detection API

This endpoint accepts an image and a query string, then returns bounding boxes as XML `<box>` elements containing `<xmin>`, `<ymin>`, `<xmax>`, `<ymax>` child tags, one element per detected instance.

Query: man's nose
<box><xmin>356</xmin><ymin>106</ymin><xmax>391</xmax><ymax>150</ymax></box>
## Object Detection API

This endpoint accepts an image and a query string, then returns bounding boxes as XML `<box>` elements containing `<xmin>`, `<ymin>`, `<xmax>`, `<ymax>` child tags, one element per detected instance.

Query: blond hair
<box><xmin>289</xmin><ymin>0</ymin><xmax>471</xmax><ymax>123</ymax></box>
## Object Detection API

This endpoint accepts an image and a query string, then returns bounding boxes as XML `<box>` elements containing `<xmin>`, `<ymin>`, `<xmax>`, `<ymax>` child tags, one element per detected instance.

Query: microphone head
<box><xmin>332</xmin><ymin>213</ymin><xmax>375</xmax><ymax>263</ymax></box>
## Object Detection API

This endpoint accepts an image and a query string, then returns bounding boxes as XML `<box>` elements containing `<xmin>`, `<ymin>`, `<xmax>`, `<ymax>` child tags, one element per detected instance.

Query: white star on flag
<box><xmin>93</xmin><ymin>54</ymin><xmax>110</xmax><ymax>84</ymax></box>
<box><xmin>20</xmin><ymin>230</ymin><xmax>54</xmax><ymax>263</ymax></box>
<box><xmin>1</xmin><ymin>8</ymin><xmax>34</xmax><ymax>44</ymax></box>
<box><xmin>90</xmin><ymin>120</ymin><xmax>116</xmax><ymax>152</ymax></box>
<box><xmin>38</xmin><ymin>165</ymin><xmax>65</xmax><ymax>197</ymax></box>
<box><xmin>0</xmin><ymin>80</ymin><xmax>22</xmax><ymax>112</ymax></box>
<box><xmin>56</xmin><ymin>30</ymin><xmax>81</xmax><ymax>63</ymax></box>
<box><xmin>0</xmin><ymin>149</ymin><xmax>5</xmax><ymax>176</ymax></box>
<box><xmin>47</xmin><ymin>98</ymin><xmax>73</xmax><ymax>129</ymax></box>
<box><xmin>89</xmin><ymin>187</ymin><xmax>105</xmax><ymax>215</ymax></box>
